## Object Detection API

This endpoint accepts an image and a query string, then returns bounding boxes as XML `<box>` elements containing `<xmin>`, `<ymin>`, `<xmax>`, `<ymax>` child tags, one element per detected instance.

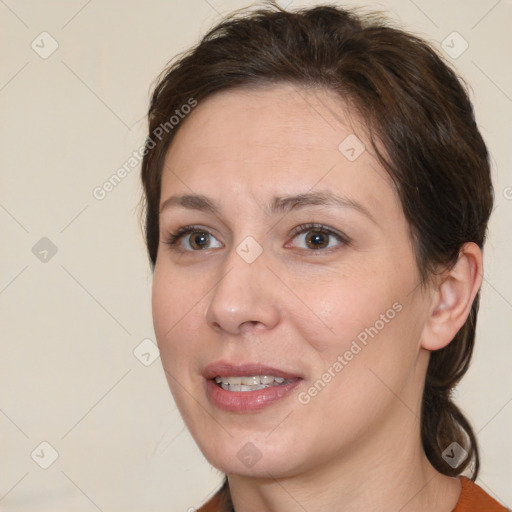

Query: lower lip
<box><xmin>206</xmin><ymin>379</ymin><xmax>301</xmax><ymax>412</ymax></box>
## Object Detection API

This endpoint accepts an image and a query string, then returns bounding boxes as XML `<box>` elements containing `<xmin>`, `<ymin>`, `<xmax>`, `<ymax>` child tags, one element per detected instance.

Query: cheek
<box><xmin>151</xmin><ymin>272</ymin><xmax>205</xmax><ymax>415</ymax></box>
<box><xmin>304</xmin><ymin>286</ymin><xmax>424</xmax><ymax>412</ymax></box>
<box><xmin>295</xmin><ymin>267</ymin><xmax>403</xmax><ymax>355</ymax></box>
<box><xmin>297</xmin><ymin>265</ymin><xmax>424</xmax><ymax>411</ymax></box>
<box><xmin>151</xmin><ymin>266</ymin><xmax>201</xmax><ymax>368</ymax></box>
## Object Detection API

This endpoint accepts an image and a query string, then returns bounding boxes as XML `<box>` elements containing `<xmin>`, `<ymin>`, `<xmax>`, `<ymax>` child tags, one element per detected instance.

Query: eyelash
<box><xmin>164</xmin><ymin>223</ymin><xmax>350</xmax><ymax>253</ymax></box>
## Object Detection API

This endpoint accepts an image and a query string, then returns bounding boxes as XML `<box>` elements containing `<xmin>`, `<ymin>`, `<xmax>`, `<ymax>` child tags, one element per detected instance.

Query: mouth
<box><xmin>214</xmin><ymin>375</ymin><xmax>298</xmax><ymax>392</ymax></box>
<box><xmin>203</xmin><ymin>362</ymin><xmax>302</xmax><ymax>412</ymax></box>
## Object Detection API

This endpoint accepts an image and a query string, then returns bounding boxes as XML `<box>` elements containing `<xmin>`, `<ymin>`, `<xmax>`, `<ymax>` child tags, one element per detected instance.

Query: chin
<box><xmin>193</xmin><ymin>429</ymin><xmax>309</xmax><ymax>479</ymax></box>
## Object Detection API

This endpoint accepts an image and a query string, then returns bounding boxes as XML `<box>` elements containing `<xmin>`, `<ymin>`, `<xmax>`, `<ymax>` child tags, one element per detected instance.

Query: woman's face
<box><xmin>152</xmin><ymin>84</ymin><xmax>433</xmax><ymax>478</ymax></box>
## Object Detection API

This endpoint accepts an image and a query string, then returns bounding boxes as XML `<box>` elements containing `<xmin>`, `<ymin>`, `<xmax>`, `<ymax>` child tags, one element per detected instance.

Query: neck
<box><xmin>227</xmin><ymin>404</ymin><xmax>461</xmax><ymax>512</ymax></box>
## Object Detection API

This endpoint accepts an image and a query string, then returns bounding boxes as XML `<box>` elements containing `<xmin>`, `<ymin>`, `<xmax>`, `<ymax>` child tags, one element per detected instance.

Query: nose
<box><xmin>204</xmin><ymin>244</ymin><xmax>281</xmax><ymax>336</ymax></box>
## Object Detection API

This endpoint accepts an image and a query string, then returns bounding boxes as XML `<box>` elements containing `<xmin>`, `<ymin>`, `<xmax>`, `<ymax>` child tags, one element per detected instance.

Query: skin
<box><xmin>151</xmin><ymin>83</ymin><xmax>482</xmax><ymax>512</ymax></box>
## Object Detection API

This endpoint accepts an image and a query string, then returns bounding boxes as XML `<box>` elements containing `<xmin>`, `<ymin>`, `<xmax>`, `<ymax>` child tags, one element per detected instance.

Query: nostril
<box><xmin>239</xmin><ymin>320</ymin><xmax>262</xmax><ymax>333</ymax></box>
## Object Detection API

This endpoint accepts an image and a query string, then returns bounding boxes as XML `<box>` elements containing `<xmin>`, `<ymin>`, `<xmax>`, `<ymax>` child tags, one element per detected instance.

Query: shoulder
<box><xmin>196</xmin><ymin>494</ymin><xmax>221</xmax><ymax>512</ymax></box>
<box><xmin>453</xmin><ymin>476</ymin><xmax>509</xmax><ymax>512</ymax></box>
<box><xmin>197</xmin><ymin>477</ymin><xmax>510</xmax><ymax>512</ymax></box>
<box><xmin>196</xmin><ymin>481</ymin><xmax>231</xmax><ymax>512</ymax></box>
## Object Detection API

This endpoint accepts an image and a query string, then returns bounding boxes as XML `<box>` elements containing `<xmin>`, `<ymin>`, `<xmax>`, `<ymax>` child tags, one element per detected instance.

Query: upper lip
<box><xmin>203</xmin><ymin>361</ymin><xmax>302</xmax><ymax>380</ymax></box>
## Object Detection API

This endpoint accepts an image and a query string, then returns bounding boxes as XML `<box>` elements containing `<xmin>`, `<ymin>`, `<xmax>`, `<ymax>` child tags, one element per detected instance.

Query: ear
<box><xmin>421</xmin><ymin>242</ymin><xmax>483</xmax><ymax>351</ymax></box>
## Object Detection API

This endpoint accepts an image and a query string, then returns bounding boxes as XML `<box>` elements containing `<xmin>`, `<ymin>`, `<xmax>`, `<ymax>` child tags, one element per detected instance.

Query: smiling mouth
<box><xmin>205</xmin><ymin>364</ymin><xmax>302</xmax><ymax>411</ymax></box>
<box><xmin>214</xmin><ymin>375</ymin><xmax>299</xmax><ymax>392</ymax></box>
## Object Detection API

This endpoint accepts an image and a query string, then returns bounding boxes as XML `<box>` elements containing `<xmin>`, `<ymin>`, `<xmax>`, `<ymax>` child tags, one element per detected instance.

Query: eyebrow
<box><xmin>159</xmin><ymin>191</ymin><xmax>376</xmax><ymax>223</ymax></box>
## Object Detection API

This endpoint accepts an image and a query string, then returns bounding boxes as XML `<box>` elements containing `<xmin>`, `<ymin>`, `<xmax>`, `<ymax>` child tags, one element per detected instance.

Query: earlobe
<box><xmin>421</xmin><ymin>242</ymin><xmax>483</xmax><ymax>352</ymax></box>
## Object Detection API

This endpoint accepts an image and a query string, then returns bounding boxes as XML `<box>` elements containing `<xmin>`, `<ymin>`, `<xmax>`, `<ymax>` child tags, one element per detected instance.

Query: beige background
<box><xmin>0</xmin><ymin>0</ymin><xmax>510</xmax><ymax>510</ymax></box>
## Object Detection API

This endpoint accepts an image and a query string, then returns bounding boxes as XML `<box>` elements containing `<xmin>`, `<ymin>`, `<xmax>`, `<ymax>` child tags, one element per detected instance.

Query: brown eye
<box><xmin>288</xmin><ymin>224</ymin><xmax>348</xmax><ymax>251</ymax></box>
<box><xmin>188</xmin><ymin>231</ymin><xmax>211</xmax><ymax>250</ymax></box>
<box><xmin>304</xmin><ymin>230</ymin><xmax>330</xmax><ymax>249</ymax></box>
<box><xmin>165</xmin><ymin>226</ymin><xmax>223</xmax><ymax>251</ymax></box>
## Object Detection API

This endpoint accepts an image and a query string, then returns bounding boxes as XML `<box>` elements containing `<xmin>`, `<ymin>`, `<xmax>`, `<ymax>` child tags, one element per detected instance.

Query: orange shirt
<box><xmin>198</xmin><ymin>477</ymin><xmax>509</xmax><ymax>511</ymax></box>
<box><xmin>453</xmin><ymin>477</ymin><xmax>508</xmax><ymax>511</ymax></box>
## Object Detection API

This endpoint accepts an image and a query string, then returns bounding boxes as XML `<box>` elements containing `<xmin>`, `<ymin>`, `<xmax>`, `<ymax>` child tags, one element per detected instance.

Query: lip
<box><xmin>203</xmin><ymin>362</ymin><xmax>302</xmax><ymax>381</ymax></box>
<box><xmin>203</xmin><ymin>361</ymin><xmax>302</xmax><ymax>413</ymax></box>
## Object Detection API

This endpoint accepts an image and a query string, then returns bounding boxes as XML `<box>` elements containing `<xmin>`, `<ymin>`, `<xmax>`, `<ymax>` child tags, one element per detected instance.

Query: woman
<box><xmin>140</xmin><ymin>2</ymin><xmax>508</xmax><ymax>511</ymax></box>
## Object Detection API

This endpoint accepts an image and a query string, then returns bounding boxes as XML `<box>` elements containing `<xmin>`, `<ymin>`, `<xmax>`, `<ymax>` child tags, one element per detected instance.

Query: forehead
<box><xmin>167</xmin><ymin>84</ymin><xmax>359</xmax><ymax>159</ymax></box>
<box><xmin>160</xmin><ymin>83</ymin><xmax>397</xmax><ymax>217</ymax></box>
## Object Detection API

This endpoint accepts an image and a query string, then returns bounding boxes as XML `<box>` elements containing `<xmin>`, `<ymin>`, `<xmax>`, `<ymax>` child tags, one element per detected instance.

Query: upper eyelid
<box><xmin>166</xmin><ymin>225</ymin><xmax>222</xmax><ymax>247</ymax></box>
<box><xmin>168</xmin><ymin>223</ymin><xmax>341</xmax><ymax>239</ymax></box>
<box><xmin>289</xmin><ymin>223</ymin><xmax>346</xmax><ymax>238</ymax></box>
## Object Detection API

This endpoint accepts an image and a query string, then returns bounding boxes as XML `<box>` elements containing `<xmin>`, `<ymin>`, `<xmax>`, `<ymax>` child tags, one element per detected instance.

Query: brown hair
<box><xmin>140</xmin><ymin>1</ymin><xmax>493</xmax><ymax>483</ymax></box>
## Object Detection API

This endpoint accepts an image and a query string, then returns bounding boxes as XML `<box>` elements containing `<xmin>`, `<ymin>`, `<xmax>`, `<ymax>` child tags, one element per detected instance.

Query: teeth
<box><xmin>241</xmin><ymin>376</ymin><xmax>260</xmax><ymax>385</ymax></box>
<box><xmin>214</xmin><ymin>375</ymin><xmax>292</xmax><ymax>391</ymax></box>
<box><xmin>229</xmin><ymin>384</ymin><xmax>268</xmax><ymax>392</ymax></box>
